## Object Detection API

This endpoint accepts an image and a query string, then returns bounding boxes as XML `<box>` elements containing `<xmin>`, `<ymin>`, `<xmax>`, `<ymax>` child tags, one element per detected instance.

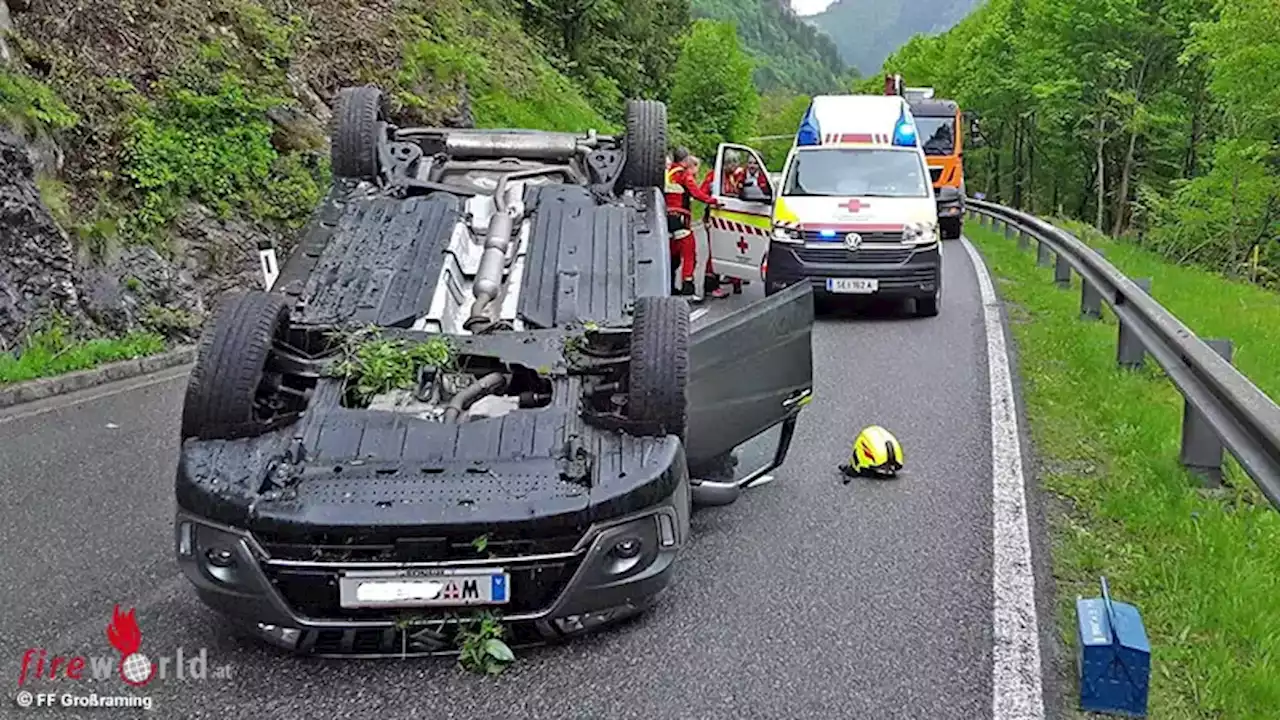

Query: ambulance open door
<box><xmin>707</xmin><ymin>144</ymin><xmax>775</xmax><ymax>283</ymax></box>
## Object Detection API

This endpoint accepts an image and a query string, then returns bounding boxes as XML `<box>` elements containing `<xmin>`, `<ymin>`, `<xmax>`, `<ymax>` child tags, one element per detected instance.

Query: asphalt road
<box><xmin>2</xmin><ymin>240</ymin><xmax>1033</xmax><ymax>719</ymax></box>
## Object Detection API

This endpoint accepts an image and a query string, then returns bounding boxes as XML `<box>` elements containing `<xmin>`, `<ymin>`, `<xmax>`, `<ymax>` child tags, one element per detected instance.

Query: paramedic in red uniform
<box><xmin>695</xmin><ymin>166</ymin><xmax>735</xmax><ymax>299</ymax></box>
<box><xmin>666</xmin><ymin>147</ymin><xmax>720</xmax><ymax>298</ymax></box>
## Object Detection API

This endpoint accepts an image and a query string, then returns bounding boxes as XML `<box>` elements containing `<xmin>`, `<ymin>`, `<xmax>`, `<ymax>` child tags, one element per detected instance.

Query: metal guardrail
<box><xmin>966</xmin><ymin>198</ymin><xmax>1280</xmax><ymax>509</ymax></box>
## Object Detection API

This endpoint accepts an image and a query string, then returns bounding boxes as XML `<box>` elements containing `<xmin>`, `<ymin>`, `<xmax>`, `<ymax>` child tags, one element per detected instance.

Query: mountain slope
<box><xmin>808</xmin><ymin>0</ymin><xmax>979</xmax><ymax>75</ymax></box>
<box><xmin>692</xmin><ymin>0</ymin><xmax>852</xmax><ymax>93</ymax></box>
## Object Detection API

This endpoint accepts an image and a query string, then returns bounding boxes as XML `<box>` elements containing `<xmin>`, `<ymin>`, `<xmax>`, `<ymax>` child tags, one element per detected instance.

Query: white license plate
<box><xmin>338</xmin><ymin>568</ymin><xmax>510</xmax><ymax>609</ymax></box>
<box><xmin>826</xmin><ymin>278</ymin><xmax>878</xmax><ymax>294</ymax></box>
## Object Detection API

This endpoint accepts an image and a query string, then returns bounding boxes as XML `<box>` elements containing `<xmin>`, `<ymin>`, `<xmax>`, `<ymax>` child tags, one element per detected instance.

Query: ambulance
<box><xmin>704</xmin><ymin>94</ymin><xmax>942</xmax><ymax>317</ymax></box>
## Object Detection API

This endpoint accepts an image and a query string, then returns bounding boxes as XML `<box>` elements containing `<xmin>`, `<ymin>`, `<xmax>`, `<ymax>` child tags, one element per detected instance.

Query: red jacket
<box><xmin>725</xmin><ymin>166</ymin><xmax>769</xmax><ymax>196</ymax></box>
<box><xmin>665</xmin><ymin>163</ymin><xmax>717</xmax><ymax>214</ymax></box>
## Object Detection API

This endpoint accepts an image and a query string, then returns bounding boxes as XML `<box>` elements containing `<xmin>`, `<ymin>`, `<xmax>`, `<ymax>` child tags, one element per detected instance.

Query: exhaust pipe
<box><xmin>465</xmin><ymin>167</ymin><xmax>572</xmax><ymax>332</ymax></box>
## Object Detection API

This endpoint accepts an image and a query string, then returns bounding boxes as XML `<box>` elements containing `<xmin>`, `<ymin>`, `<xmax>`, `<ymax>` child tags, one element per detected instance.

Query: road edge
<box><xmin>0</xmin><ymin>345</ymin><xmax>196</xmax><ymax>410</ymax></box>
<box><xmin>960</xmin><ymin>237</ymin><xmax>1048</xmax><ymax>720</ymax></box>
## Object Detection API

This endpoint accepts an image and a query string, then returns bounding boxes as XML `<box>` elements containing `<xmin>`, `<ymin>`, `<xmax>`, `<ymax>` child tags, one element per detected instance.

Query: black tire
<box><xmin>941</xmin><ymin>215</ymin><xmax>962</xmax><ymax>240</ymax></box>
<box><xmin>627</xmin><ymin>296</ymin><xmax>689</xmax><ymax>438</ymax></box>
<box><xmin>181</xmin><ymin>291</ymin><xmax>291</xmax><ymax>440</ymax></box>
<box><xmin>916</xmin><ymin>292</ymin><xmax>940</xmax><ymax>317</ymax></box>
<box><xmin>621</xmin><ymin>99</ymin><xmax>667</xmax><ymax>191</ymax></box>
<box><xmin>332</xmin><ymin>86</ymin><xmax>386</xmax><ymax>179</ymax></box>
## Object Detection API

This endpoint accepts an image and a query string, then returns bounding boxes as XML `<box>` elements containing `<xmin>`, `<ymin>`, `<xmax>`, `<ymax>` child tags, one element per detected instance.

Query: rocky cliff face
<box><xmin>0</xmin><ymin>129</ymin><xmax>88</xmax><ymax>350</ymax></box>
<box><xmin>0</xmin><ymin>0</ymin><xmax>481</xmax><ymax>350</ymax></box>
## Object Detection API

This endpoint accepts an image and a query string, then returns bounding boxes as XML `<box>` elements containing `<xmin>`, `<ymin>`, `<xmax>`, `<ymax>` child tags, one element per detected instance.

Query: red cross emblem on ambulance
<box><xmin>736</xmin><ymin>237</ymin><xmax>749</xmax><ymax>253</ymax></box>
<box><xmin>838</xmin><ymin>199</ymin><xmax>870</xmax><ymax>213</ymax></box>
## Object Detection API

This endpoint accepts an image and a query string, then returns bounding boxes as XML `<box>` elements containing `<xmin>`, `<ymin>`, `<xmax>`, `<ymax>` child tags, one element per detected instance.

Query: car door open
<box><xmin>684</xmin><ymin>281</ymin><xmax>815</xmax><ymax>476</ymax></box>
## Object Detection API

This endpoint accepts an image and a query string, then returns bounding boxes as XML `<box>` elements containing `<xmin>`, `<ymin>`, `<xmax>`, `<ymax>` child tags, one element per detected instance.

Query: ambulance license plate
<box><xmin>827</xmin><ymin>278</ymin><xmax>878</xmax><ymax>294</ymax></box>
<box><xmin>338</xmin><ymin>568</ymin><xmax>509</xmax><ymax>609</ymax></box>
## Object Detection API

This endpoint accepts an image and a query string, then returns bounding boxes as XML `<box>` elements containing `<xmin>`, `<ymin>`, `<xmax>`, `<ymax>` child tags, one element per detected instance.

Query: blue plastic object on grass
<box><xmin>1075</xmin><ymin>577</ymin><xmax>1150</xmax><ymax>717</ymax></box>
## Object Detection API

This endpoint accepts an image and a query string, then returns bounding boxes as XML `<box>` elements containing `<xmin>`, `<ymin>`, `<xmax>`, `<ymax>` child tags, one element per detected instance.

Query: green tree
<box><xmin>669</xmin><ymin>19</ymin><xmax>759</xmax><ymax>157</ymax></box>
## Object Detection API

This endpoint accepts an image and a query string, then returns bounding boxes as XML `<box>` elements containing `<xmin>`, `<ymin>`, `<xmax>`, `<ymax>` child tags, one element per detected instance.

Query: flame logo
<box><xmin>106</xmin><ymin>605</ymin><xmax>155</xmax><ymax>686</ymax></box>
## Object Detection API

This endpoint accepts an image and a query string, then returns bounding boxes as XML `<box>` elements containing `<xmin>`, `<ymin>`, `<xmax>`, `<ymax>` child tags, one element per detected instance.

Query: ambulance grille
<box><xmin>795</xmin><ymin>246</ymin><xmax>913</xmax><ymax>264</ymax></box>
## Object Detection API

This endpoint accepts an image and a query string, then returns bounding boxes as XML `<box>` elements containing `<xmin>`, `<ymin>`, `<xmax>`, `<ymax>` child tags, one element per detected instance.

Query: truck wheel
<box><xmin>627</xmin><ymin>296</ymin><xmax>689</xmax><ymax>439</ymax></box>
<box><xmin>941</xmin><ymin>216</ymin><xmax>962</xmax><ymax>240</ymax></box>
<box><xmin>181</xmin><ymin>291</ymin><xmax>292</xmax><ymax>440</ymax></box>
<box><xmin>621</xmin><ymin>99</ymin><xmax>667</xmax><ymax>191</ymax></box>
<box><xmin>332</xmin><ymin>86</ymin><xmax>387</xmax><ymax>180</ymax></box>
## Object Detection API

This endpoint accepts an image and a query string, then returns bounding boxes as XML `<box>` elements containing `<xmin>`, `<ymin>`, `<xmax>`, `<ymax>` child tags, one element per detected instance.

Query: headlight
<box><xmin>902</xmin><ymin>222</ymin><xmax>939</xmax><ymax>245</ymax></box>
<box><xmin>771</xmin><ymin>225</ymin><xmax>802</xmax><ymax>244</ymax></box>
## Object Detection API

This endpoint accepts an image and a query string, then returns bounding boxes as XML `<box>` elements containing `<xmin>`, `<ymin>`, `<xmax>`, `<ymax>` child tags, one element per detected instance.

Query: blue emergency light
<box><xmin>819</xmin><ymin>229</ymin><xmax>836</xmax><ymax>238</ymax></box>
<box><xmin>796</xmin><ymin>104</ymin><xmax>821</xmax><ymax>147</ymax></box>
<box><xmin>892</xmin><ymin>107</ymin><xmax>917</xmax><ymax>147</ymax></box>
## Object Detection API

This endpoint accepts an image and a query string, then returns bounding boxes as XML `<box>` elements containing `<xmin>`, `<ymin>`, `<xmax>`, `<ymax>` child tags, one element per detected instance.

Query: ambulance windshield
<box><xmin>781</xmin><ymin>148</ymin><xmax>930</xmax><ymax>198</ymax></box>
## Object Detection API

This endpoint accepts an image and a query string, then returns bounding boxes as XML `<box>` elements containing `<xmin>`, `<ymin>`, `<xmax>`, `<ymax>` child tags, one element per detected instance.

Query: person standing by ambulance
<box><xmin>666</xmin><ymin>148</ymin><xmax>720</xmax><ymax>298</ymax></box>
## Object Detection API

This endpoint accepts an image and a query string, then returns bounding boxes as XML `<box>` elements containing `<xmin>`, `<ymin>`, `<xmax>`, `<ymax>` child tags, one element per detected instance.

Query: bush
<box><xmin>0</xmin><ymin>70</ymin><xmax>79</xmax><ymax>132</ymax></box>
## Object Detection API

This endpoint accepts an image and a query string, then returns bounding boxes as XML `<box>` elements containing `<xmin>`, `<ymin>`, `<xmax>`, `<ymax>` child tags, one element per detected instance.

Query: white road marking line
<box><xmin>961</xmin><ymin>237</ymin><xmax>1047</xmax><ymax>720</ymax></box>
<box><xmin>690</xmin><ymin>308</ymin><xmax>710</xmax><ymax>323</ymax></box>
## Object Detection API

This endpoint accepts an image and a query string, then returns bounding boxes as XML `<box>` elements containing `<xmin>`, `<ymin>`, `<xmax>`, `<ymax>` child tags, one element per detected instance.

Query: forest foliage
<box><xmin>873</xmin><ymin>0</ymin><xmax>1280</xmax><ymax>286</ymax></box>
<box><xmin>691</xmin><ymin>0</ymin><xmax>852</xmax><ymax>95</ymax></box>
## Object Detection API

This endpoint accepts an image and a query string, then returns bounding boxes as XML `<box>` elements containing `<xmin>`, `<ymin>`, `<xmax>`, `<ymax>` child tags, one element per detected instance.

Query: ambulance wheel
<box><xmin>627</xmin><ymin>296</ymin><xmax>689</xmax><ymax>439</ymax></box>
<box><xmin>332</xmin><ymin>86</ymin><xmax>388</xmax><ymax>180</ymax></box>
<box><xmin>621</xmin><ymin>99</ymin><xmax>667</xmax><ymax>191</ymax></box>
<box><xmin>915</xmin><ymin>291</ymin><xmax>940</xmax><ymax>317</ymax></box>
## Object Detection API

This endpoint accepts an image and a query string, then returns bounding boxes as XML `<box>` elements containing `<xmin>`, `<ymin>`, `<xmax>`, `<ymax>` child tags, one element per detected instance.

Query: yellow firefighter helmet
<box><xmin>851</xmin><ymin>425</ymin><xmax>904</xmax><ymax>476</ymax></box>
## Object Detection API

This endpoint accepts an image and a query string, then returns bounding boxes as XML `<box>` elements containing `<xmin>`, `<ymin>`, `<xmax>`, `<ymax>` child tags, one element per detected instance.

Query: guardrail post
<box><xmin>1179</xmin><ymin>339</ymin><xmax>1234</xmax><ymax>486</ymax></box>
<box><xmin>1054</xmin><ymin>252</ymin><xmax>1072</xmax><ymax>287</ymax></box>
<box><xmin>1037</xmin><ymin>239</ymin><xmax>1052</xmax><ymax>267</ymax></box>
<box><xmin>1017</xmin><ymin>230</ymin><xmax>1030</xmax><ymax>251</ymax></box>
<box><xmin>978</xmin><ymin>214</ymin><xmax>988</xmax><ymax>227</ymax></box>
<box><xmin>1080</xmin><ymin>250</ymin><xmax>1104</xmax><ymax>319</ymax></box>
<box><xmin>1004</xmin><ymin>222</ymin><xmax>1014</xmax><ymax>239</ymax></box>
<box><xmin>1116</xmin><ymin>277</ymin><xmax>1152</xmax><ymax>368</ymax></box>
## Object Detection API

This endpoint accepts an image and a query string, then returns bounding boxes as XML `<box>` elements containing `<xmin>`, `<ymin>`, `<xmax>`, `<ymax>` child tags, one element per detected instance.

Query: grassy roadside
<box><xmin>0</xmin><ymin>325</ymin><xmax>166</xmax><ymax>386</ymax></box>
<box><xmin>965</xmin><ymin>221</ymin><xmax>1280</xmax><ymax>719</ymax></box>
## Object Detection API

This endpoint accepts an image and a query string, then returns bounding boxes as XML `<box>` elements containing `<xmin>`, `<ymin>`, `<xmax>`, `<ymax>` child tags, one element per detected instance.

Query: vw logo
<box><xmin>843</xmin><ymin>232</ymin><xmax>863</xmax><ymax>250</ymax></box>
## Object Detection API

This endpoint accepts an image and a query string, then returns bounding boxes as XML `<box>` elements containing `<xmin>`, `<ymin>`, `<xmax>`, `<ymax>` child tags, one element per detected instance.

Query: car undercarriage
<box><xmin>173</xmin><ymin>87</ymin><xmax>815</xmax><ymax>656</ymax></box>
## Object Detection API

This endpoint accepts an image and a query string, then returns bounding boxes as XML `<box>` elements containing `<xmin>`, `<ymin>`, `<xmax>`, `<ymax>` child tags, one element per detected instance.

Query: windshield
<box><xmin>915</xmin><ymin>117</ymin><xmax>956</xmax><ymax>156</ymax></box>
<box><xmin>781</xmin><ymin>148</ymin><xmax>930</xmax><ymax>198</ymax></box>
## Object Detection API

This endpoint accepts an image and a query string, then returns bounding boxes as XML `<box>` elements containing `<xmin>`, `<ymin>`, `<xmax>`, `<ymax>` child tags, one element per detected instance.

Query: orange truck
<box><xmin>884</xmin><ymin>74</ymin><xmax>981</xmax><ymax>240</ymax></box>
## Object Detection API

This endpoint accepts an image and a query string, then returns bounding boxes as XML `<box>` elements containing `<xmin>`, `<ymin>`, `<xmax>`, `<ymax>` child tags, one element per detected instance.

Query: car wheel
<box><xmin>916</xmin><ymin>291</ymin><xmax>940</xmax><ymax>317</ymax></box>
<box><xmin>627</xmin><ymin>296</ymin><xmax>689</xmax><ymax>439</ymax></box>
<box><xmin>621</xmin><ymin>99</ymin><xmax>667</xmax><ymax>191</ymax></box>
<box><xmin>181</xmin><ymin>291</ymin><xmax>293</xmax><ymax>440</ymax></box>
<box><xmin>332</xmin><ymin>86</ymin><xmax>387</xmax><ymax>180</ymax></box>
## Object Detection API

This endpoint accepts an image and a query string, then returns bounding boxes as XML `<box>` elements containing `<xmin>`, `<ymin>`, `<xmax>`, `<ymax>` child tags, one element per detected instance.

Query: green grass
<box><xmin>966</xmin><ymin>220</ymin><xmax>1280</xmax><ymax>719</ymax></box>
<box><xmin>0</xmin><ymin>328</ymin><xmax>166</xmax><ymax>385</ymax></box>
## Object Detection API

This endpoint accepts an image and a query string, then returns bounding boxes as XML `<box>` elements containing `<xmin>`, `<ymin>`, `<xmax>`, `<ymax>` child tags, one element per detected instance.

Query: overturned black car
<box><xmin>173</xmin><ymin>87</ymin><xmax>816</xmax><ymax>656</ymax></box>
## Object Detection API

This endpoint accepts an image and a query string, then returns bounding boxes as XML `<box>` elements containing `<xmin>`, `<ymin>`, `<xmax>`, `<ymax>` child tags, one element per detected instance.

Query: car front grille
<box><xmin>263</xmin><ymin>555</ymin><xmax>584</xmax><ymax>620</ymax></box>
<box><xmin>257</xmin><ymin>530</ymin><xmax>584</xmax><ymax>563</ymax></box>
<box><xmin>794</xmin><ymin>246</ymin><xmax>914</xmax><ymax>264</ymax></box>
<box><xmin>300</xmin><ymin>618</ymin><xmax>549</xmax><ymax>656</ymax></box>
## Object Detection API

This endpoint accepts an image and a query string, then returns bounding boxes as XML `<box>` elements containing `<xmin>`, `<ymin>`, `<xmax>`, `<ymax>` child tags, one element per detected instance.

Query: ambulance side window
<box><xmin>721</xmin><ymin>148</ymin><xmax>746</xmax><ymax>197</ymax></box>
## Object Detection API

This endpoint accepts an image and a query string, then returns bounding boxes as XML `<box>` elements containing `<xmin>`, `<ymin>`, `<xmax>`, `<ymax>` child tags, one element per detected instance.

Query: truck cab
<box><xmin>704</xmin><ymin>94</ymin><xmax>942</xmax><ymax>318</ymax></box>
<box><xmin>888</xmin><ymin>76</ymin><xmax>982</xmax><ymax>240</ymax></box>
